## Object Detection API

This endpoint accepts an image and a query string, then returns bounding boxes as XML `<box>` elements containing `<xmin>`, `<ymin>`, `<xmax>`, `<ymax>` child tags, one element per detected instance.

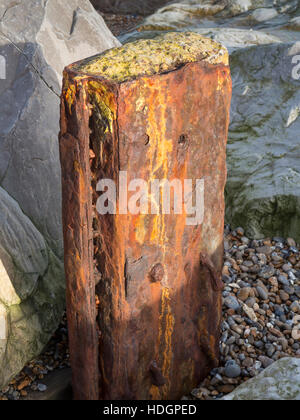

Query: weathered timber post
<box><xmin>59</xmin><ymin>32</ymin><xmax>232</xmax><ymax>400</ymax></box>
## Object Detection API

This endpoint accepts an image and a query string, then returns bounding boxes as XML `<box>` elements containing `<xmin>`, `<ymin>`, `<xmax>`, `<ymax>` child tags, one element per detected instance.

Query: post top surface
<box><xmin>73</xmin><ymin>32</ymin><xmax>229</xmax><ymax>83</ymax></box>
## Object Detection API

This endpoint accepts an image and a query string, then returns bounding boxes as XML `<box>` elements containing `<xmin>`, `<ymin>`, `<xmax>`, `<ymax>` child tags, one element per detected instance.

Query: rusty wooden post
<box><xmin>59</xmin><ymin>32</ymin><xmax>232</xmax><ymax>400</ymax></box>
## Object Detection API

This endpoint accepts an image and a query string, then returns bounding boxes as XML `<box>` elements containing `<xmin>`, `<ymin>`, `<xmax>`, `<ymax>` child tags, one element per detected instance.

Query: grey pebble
<box><xmin>224</xmin><ymin>296</ymin><xmax>240</xmax><ymax>311</ymax></box>
<box><xmin>224</xmin><ymin>360</ymin><xmax>241</xmax><ymax>378</ymax></box>
<box><xmin>256</xmin><ymin>286</ymin><xmax>269</xmax><ymax>301</ymax></box>
<box><xmin>37</xmin><ymin>384</ymin><xmax>47</xmax><ymax>392</ymax></box>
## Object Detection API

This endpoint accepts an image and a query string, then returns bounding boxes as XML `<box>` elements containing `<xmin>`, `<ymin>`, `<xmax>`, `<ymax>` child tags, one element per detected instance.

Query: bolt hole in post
<box><xmin>144</xmin><ymin>134</ymin><xmax>150</xmax><ymax>146</ymax></box>
<box><xmin>178</xmin><ymin>134</ymin><xmax>188</xmax><ymax>145</ymax></box>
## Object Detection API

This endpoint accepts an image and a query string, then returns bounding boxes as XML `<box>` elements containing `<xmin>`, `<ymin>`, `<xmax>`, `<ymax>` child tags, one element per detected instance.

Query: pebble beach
<box><xmin>188</xmin><ymin>226</ymin><xmax>300</xmax><ymax>400</ymax></box>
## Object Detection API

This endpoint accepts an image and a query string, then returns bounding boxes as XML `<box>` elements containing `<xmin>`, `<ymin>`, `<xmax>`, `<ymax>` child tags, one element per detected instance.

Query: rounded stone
<box><xmin>279</xmin><ymin>291</ymin><xmax>289</xmax><ymax>302</ymax></box>
<box><xmin>224</xmin><ymin>296</ymin><xmax>240</xmax><ymax>311</ymax></box>
<box><xmin>237</xmin><ymin>287</ymin><xmax>251</xmax><ymax>302</ymax></box>
<box><xmin>224</xmin><ymin>360</ymin><xmax>242</xmax><ymax>379</ymax></box>
<box><xmin>252</xmin><ymin>8</ymin><xmax>278</xmax><ymax>23</ymax></box>
<box><xmin>245</xmin><ymin>297</ymin><xmax>256</xmax><ymax>308</ymax></box>
<box><xmin>37</xmin><ymin>384</ymin><xmax>47</xmax><ymax>392</ymax></box>
<box><xmin>278</xmin><ymin>275</ymin><xmax>290</xmax><ymax>287</ymax></box>
<box><xmin>290</xmin><ymin>301</ymin><xmax>300</xmax><ymax>313</ymax></box>
<box><xmin>256</xmin><ymin>286</ymin><xmax>268</xmax><ymax>301</ymax></box>
<box><xmin>287</xmin><ymin>238</ymin><xmax>296</xmax><ymax>248</ymax></box>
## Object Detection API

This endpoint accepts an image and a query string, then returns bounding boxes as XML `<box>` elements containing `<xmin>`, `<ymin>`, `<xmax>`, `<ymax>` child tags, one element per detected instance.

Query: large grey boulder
<box><xmin>223</xmin><ymin>358</ymin><xmax>300</xmax><ymax>400</ymax></box>
<box><xmin>0</xmin><ymin>0</ymin><xmax>120</xmax><ymax>388</ymax></box>
<box><xmin>0</xmin><ymin>187</ymin><xmax>65</xmax><ymax>387</ymax></box>
<box><xmin>227</xmin><ymin>42</ymin><xmax>300</xmax><ymax>241</ymax></box>
<box><xmin>138</xmin><ymin>0</ymin><xmax>299</xmax><ymax>36</ymax></box>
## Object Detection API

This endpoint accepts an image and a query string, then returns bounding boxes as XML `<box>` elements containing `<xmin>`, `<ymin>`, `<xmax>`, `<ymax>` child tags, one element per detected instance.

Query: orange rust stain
<box><xmin>140</xmin><ymin>80</ymin><xmax>177</xmax><ymax>399</ymax></box>
<box><xmin>74</xmin><ymin>161</ymin><xmax>87</xmax><ymax>206</ymax></box>
<box><xmin>216</xmin><ymin>66</ymin><xmax>231</xmax><ymax>93</ymax></box>
<box><xmin>65</xmin><ymin>83</ymin><xmax>76</xmax><ymax>114</ymax></box>
<box><xmin>147</xmin><ymin>81</ymin><xmax>171</xmax><ymax>249</ymax></box>
<box><xmin>150</xmin><ymin>385</ymin><xmax>160</xmax><ymax>400</ymax></box>
<box><xmin>158</xmin><ymin>287</ymin><xmax>175</xmax><ymax>399</ymax></box>
<box><xmin>135</xmin><ymin>214</ymin><xmax>147</xmax><ymax>245</ymax></box>
<box><xmin>129</xmin><ymin>78</ymin><xmax>198</xmax><ymax>399</ymax></box>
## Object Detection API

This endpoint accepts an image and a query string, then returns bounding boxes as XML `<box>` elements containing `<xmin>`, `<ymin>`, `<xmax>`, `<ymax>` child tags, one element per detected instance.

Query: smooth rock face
<box><xmin>223</xmin><ymin>358</ymin><xmax>300</xmax><ymax>400</ymax></box>
<box><xmin>136</xmin><ymin>0</ymin><xmax>299</xmax><ymax>36</ymax></box>
<box><xmin>126</xmin><ymin>0</ymin><xmax>300</xmax><ymax>241</ymax></box>
<box><xmin>251</xmin><ymin>8</ymin><xmax>278</xmax><ymax>22</ymax></box>
<box><xmin>91</xmin><ymin>0</ymin><xmax>171</xmax><ymax>15</ymax></box>
<box><xmin>227</xmin><ymin>42</ymin><xmax>300</xmax><ymax>241</ymax></box>
<box><xmin>0</xmin><ymin>0</ymin><xmax>120</xmax><ymax>389</ymax></box>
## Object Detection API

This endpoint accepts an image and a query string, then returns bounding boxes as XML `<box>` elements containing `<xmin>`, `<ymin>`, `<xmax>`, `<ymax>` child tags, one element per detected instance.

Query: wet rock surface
<box><xmin>223</xmin><ymin>357</ymin><xmax>300</xmax><ymax>400</ymax></box>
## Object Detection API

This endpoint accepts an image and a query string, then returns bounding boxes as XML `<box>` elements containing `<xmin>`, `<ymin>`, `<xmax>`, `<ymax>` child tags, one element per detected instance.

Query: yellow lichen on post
<box><xmin>74</xmin><ymin>32</ymin><xmax>229</xmax><ymax>83</ymax></box>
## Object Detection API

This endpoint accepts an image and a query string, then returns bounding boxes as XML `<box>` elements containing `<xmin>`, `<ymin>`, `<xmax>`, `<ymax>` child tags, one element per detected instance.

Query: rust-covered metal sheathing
<box><xmin>59</xmin><ymin>32</ymin><xmax>232</xmax><ymax>400</ymax></box>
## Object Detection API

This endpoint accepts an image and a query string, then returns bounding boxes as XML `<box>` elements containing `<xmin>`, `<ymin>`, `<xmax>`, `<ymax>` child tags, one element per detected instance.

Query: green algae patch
<box><xmin>75</xmin><ymin>32</ymin><xmax>229</xmax><ymax>83</ymax></box>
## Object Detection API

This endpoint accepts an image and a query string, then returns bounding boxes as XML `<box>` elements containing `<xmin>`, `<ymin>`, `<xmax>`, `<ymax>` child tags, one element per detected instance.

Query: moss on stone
<box><xmin>75</xmin><ymin>32</ymin><xmax>228</xmax><ymax>82</ymax></box>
